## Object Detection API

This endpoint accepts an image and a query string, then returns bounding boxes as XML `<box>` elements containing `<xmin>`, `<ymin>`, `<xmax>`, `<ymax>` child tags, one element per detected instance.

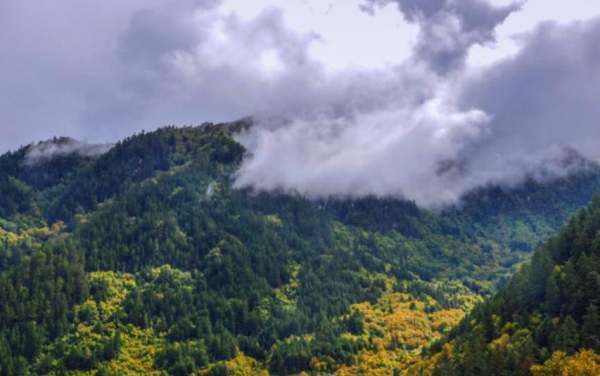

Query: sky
<box><xmin>222</xmin><ymin>0</ymin><xmax>600</xmax><ymax>69</ymax></box>
<box><xmin>2</xmin><ymin>0</ymin><xmax>600</xmax><ymax>206</ymax></box>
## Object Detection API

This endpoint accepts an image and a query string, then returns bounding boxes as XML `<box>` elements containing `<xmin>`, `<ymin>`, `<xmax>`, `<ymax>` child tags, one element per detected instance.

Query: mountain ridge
<box><xmin>1</xmin><ymin>124</ymin><xmax>600</xmax><ymax>374</ymax></box>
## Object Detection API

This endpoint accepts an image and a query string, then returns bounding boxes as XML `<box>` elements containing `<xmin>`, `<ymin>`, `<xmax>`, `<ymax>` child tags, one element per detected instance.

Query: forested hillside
<box><xmin>415</xmin><ymin>196</ymin><xmax>600</xmax><ymax>375</ymax></box>
<box><xmin>1</xmin><ymin>124</ymin><xmax>599</xmax><ymax>375</ymax></box>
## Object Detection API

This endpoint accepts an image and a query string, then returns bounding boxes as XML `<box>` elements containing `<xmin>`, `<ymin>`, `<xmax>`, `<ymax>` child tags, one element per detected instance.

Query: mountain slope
<box><xmin>419</xmin><ymin>196</ymin><xmax>600</xmax><ymax>375</ymax></box>
<box><xmin>0</xmin><ymin>124</ymin><xmax>599</xmax><ymax>374</ymax></box>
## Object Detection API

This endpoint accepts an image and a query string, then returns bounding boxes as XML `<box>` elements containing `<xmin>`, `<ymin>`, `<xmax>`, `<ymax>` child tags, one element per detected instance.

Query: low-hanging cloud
<box><xmin>25</xmin><ymin>138</ymin><xmax>113</xmax><ymax>166</ymax></box>
<box><xmin>234</xmin><ymin>91</ymin><xmax>491</xmax><ymax>207</ymax></box>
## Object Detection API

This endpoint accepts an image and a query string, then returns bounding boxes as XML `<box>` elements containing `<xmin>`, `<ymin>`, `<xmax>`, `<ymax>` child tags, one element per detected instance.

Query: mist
<box><xmin>25</xmin><ymin>138</ymin><xmax>113</xmax><ymax>166</ymax></box>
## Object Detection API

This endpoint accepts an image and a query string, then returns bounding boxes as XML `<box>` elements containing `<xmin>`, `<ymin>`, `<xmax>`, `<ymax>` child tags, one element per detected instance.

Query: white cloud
<box><xmin>234</xmin><ymin>85</ymin><xmax>491</xmax><ymax>207</ymax></box>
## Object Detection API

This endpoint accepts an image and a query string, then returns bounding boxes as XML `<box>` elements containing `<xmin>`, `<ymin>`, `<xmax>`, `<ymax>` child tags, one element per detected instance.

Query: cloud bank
<box><xmin>2</xmin><ymin>0</ymin><xmax>600</xmax><ymax>206</ymax></box>
<box><xmin>234</xmin><ymin>4</ymin><xmax>600</xmax><ymax>207</ymax></box>
<box><xmin>234</xmin><ymin>88</ymin><xmax>491</xmax><ymax>207</ymax></box>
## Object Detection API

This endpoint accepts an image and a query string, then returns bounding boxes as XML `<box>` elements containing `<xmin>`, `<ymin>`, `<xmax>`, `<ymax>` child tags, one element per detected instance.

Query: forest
<box><xmin>0</xmin><ymin>123</ymin><xmax>599</xmax><ymax>375</ymax></box>
<box><xmin>413</xmin><ymin>196</ymin><xmax>600</xmax><ymax>375</ymax></box>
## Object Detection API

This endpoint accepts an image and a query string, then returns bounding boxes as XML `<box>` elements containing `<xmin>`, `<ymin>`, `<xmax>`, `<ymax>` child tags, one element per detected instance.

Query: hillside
<box><xmin>416</xmin><ymin>197</ymin><xmax>600</xmax><ymax>375</ymax></box>
<box><xmin>1</xmin><ymin>124</ymin><xmax>600</xmax><ymax>375</ymax></box>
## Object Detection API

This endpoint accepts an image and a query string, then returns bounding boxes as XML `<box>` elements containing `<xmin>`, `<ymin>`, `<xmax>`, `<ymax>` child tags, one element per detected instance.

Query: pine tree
<box><xmin>552</xmin><ymin>316</ymin><xmax>580</xmax><ymax>354</ymax></box>
<box><xmin>582</xmin><ymin>305</ymin><xmax>600</xmax><ymax>351</ymax></box>
<box><xmin>544</xmin><ymin>267</ymin><xmax>562</xmax><ymax>315</ymax></box>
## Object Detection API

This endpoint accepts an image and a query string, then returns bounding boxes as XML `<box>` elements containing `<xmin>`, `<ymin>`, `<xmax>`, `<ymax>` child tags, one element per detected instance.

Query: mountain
<box><xmin>415</xmin><ymin>197</ymin><xmax>600</xmax><ymax>375</ymax></box>
<box><xmin>0</xmin><ymin>124</ymin><xmax>599</xmax><ymax>375</ymax></box>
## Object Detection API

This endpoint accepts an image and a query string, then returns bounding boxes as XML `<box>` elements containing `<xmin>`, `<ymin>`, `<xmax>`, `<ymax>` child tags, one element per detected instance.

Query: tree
<box><xmin>531</xmin><ymin>350</ymin><xmax>600</xmax><ymax>376</ymax></box>
<box><xmin>552</xmin><ymin>316</ymin><xmax>580</xmax><ymax>354</ymax></box>
<box><xmin>582</xmin><ymin>305</ymin><xmax>600</xmax><ymax>351</ymax></box>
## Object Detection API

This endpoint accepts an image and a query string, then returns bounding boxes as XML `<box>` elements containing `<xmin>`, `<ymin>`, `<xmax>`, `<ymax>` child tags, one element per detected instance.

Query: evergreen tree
<box><xmin>582</xmin><ymin>305</ymin><xmax>600</xmax><ymax>351</ymax></box>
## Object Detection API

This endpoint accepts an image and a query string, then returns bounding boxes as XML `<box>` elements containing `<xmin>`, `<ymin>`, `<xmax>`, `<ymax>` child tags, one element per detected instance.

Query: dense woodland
<box><xmin>413</xmin><ymin>196</ymin><xmax>600</xmax><ymax>375</ymax></box>
<box><xmin>0</xmin><ymin>124</ymin><xmax>599</xmax><ymax>374</ymax></box>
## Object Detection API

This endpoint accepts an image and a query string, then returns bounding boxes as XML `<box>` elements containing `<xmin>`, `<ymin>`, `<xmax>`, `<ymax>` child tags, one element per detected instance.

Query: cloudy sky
<box><xmin>2</xmin><ymin>0</ymin><xmax>600</xmax><ymax>206</ymax></box>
